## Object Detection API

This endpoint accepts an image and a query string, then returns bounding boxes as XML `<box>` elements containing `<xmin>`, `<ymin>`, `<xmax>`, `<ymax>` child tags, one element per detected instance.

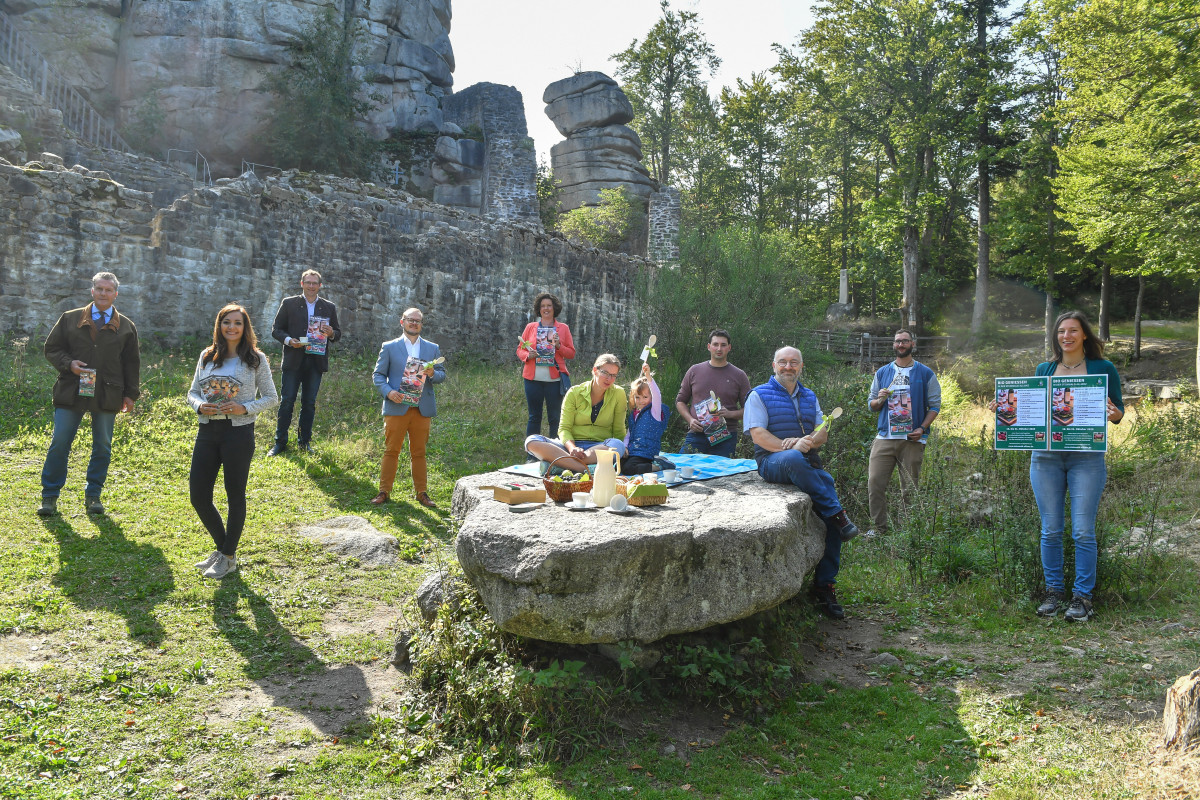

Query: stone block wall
<box><xmin>648</xmin><ymin>187</ymin><xmax>680</xmax><ymax>263</ymax></box>
<box><xmin>0</xmin><ymin>160</ymin><xmax>648</xmax><ymax>365</ymax></box>
<box><xmin>442</xmin><ymin>82</ymin><xmax>540</xmax><ymax>226</ymax></box>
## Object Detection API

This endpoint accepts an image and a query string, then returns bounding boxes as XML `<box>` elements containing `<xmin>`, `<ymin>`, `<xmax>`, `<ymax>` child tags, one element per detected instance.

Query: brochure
<box><xmin>534</xmin><ymin>325</ymin><xmax>557</xmax><ymax>366</ymax></box>
<box><xmin>994</xmin><ymin>376</ymin><xmax>1048</xmax><ymax>450</ymax></box>
<box><xmin>886</xmin><ymin>386</ymin><xmax>913</xmax><ymax>436</ymax></box>
<box><xmin>305</xmin><ymin>316</ymin><xmax>328</xmax><ymax>356</ymax></box>
<box><xmin>1049</xmin><ymin>374</ymin><xmax>1108</xmax><ymax>452</ymax></box>
<box><xmin>198</xmin><ymin>374</ymin><xmax>245</xmax><ymax>405</ymax></box>
<box><xmin>693</xmin><ymin>397</ymin><xmax>732</xmax><ymax>446</ymax></box>
<box><xmin>396</xmin><ymin>355</ymin><xmax>427</xmax><ymax>407</ymax></box>
<box><xmin>78</xmin><ymin>368</ymin><xmax>96</xmax><ymax>397</ymax></box>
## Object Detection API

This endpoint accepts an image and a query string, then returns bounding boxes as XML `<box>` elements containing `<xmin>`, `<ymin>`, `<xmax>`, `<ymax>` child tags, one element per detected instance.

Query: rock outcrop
<box><xmin>544</xmin><ymin>72</ymin><xmax>653</xmax><ymax>212</ymax></box>
<box><xmin>452</xmin><ymin>471</ymin><xmax>828</xmax><ymax>644</ymax></box>
<box><xmin>6</xmin><ymin>0</ymin><xmax>456</xmax><ymax>175</ymax></box>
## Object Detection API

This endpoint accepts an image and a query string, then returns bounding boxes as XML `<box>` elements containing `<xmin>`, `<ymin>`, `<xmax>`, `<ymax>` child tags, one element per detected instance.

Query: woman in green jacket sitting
<box><xmin>524</xmin><ymin>354</ymin><xmax>627</xmax><ymax>474</ymax></box>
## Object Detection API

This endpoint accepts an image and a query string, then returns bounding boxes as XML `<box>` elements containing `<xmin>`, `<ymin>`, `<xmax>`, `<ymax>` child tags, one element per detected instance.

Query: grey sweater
<box><xmin>187</xmin><ymin>350</ymin><xmax>279</xmax><ymax>426</ymax></box>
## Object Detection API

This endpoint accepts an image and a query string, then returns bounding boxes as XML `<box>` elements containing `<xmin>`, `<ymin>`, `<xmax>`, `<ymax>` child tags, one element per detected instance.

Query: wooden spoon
<box><xmin>813</xmin><ymin>406</ymin><xmax>843</xmax><ymax>434</ymax></box>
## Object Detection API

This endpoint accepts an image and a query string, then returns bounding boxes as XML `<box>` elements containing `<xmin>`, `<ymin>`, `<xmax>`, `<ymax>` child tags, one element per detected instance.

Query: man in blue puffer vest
<box><xmin>744</xmin><ymin>347</ymin><xmax>858</xmax><ymax>619</ymax></box>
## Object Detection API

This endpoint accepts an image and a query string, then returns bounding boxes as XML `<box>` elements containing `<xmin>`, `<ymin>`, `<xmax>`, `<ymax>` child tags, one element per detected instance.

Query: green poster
<box><xmin>994</xmin><ymin>376</ymin><xmax>1048</xmax><ymax>450</ymax></box>
<box><xmin>1049</xmin><ymin>374</ymin><xmax>1109</xmax><ymax>452</ymax></box>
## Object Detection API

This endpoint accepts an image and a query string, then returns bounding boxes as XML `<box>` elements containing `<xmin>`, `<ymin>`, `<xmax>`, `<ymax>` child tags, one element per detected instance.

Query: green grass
<box><xmin>1109</xmin><ymin>320</ymin><xmax>1197</xmax><ymax>341</ymax></box>
<box><xmin>1</xmin><ymin>337</ymin><xmax>1198</xmax><ymax>798</ymax></box>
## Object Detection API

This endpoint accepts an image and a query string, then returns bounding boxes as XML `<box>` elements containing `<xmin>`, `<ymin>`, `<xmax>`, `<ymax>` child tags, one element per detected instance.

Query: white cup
<box><xmin>609</xmin><ymin>494</ymin><xmax>629</xmax><ymax>512</ymax></box>
<box><xmin>571</xmin><ymin>492</ymin><xmax>590</xmax><ymax>507</ymax></box>
<box><xmin>680</xmin><ymin>466</ymin><xmax>695</xmax><ymax>479</ymax></box>
<box><xmin>663</xmin><ymin>469</ymin><xmax>679</xmax><ymax>483</ymax></box>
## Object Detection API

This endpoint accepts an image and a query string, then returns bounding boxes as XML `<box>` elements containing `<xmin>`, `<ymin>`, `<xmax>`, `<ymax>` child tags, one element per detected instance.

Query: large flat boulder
<box><xmin>453</xmin><ymin>471</ymin><xmax>828</xmax><ymax>644</ymax></box>
<box><xmin>543</xmin><ymin>72</ymin><xmax>634</xmax><ymax>137</ymax></box>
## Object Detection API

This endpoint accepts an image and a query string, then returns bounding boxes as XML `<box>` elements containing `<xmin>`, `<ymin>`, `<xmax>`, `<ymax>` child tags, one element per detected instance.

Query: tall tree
<box><xmin>1053</xmin><ymin>0</ymin><xmax>1200</xmax><ymax>383</ymax></box>
<box><xmin>718</xmin><ymin>74</ymin><xmax>786</xmax><ymax>230</ymax></box>
<box><xmin>795</xmin><ymin>0</ymin><xmax>972</xmax><ymax>331</ymax></box>
<box><xmin>613</xmin><ymin>0</ymin><xmax>721</xmax><ymax>185</ymax></box>
<box><xmin>965</xmin><ymin>1</ymin><xmax>1016</xmax><ymax>345</ymax></box>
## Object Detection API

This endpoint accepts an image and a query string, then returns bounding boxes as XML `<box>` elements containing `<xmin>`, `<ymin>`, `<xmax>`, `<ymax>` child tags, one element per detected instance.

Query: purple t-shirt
<box><xmin>676</xmin><ymin>362</ymin><xmax>751</xmax><ymax>418</ymax></box>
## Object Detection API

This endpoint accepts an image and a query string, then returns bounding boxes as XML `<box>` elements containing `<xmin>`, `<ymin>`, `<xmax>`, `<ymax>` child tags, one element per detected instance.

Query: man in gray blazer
<box><xmin>370</xmin><ymin>307</ymin><xmax>446</xmax><ymax>509</ymax></box>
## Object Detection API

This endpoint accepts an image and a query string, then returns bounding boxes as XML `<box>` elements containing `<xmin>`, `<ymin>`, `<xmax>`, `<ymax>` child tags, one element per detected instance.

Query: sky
<box><xmin>449</xmin><ymin>0</ymin><xmax>816</xmax><ymax>162</ymax></box>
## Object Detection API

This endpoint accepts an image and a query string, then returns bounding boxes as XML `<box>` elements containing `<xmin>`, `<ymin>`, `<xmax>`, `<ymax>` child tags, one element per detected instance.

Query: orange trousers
<box><xmin>380</xmin><ymin>412</ymin><xmax>432</xmax><ymax>494</ymax></box>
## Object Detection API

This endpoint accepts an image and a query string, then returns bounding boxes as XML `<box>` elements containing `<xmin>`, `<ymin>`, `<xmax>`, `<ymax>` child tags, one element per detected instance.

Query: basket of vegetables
<box><xmin>542</xmin><ymin>462</ymin><xmax>593</xmax><ymax>503</ymax></box>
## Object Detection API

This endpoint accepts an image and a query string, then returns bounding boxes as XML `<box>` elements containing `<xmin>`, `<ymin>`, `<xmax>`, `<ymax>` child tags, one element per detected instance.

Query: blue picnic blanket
<box><xmin>499</xmin><ymin>452</ymin><xmax>758</xmax><ymax>487</ymax></box>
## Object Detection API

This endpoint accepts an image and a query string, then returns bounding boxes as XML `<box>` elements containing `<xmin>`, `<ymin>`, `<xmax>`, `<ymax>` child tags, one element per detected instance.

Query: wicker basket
<box><xmin>543</xmin><ymin>476</ymin><xmax>593</xmax><ymax>503</ymax></box>
<box><xmin>615</xmin><ymin>479</ymin><xmax>668</xmax><ymax>507</ymax></box>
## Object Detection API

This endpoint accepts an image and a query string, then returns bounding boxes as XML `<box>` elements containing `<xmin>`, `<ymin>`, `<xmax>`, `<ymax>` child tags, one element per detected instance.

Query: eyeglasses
<box><xmin>402</xmin><ymin>318</ymin><xmax>423</xmax><ymax>324</ymax></box>
<box><xmin>894</xmin><ymin>339</ymin><xmax>913</xmax><ymax>344</ymax></box>
<box><xmin>595</xmin><ymin>369</ymin><xmax>619</xmax><ymax>380</ymax></box>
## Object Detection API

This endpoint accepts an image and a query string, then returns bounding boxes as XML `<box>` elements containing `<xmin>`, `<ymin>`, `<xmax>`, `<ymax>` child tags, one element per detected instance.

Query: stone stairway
<box><xmin>0</xmin><ymin>8</ymin><xmax>128</xmax><ymax>151</ymax></box>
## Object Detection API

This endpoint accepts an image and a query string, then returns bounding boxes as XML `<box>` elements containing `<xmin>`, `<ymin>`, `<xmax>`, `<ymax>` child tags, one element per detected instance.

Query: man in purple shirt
<box><xmin>675</xmin><ymin>329</ymin><xmax>751</xmax><ymax>457</ymax></box>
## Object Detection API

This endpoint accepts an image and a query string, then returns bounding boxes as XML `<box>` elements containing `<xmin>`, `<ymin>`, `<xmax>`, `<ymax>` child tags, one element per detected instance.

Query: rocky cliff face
<box><xmin>543</xmin><ymin>72</ymin><xmax>653</xmax><ymax>212</ymax></box>
<box><xmin>5</xmin><ymin>0</ymin><xmax>455</xmax><ymax>175</ymax></box>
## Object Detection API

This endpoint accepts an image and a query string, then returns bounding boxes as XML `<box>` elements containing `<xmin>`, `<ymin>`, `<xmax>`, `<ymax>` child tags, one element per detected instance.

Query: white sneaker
<box><xmin>203</xmin><ymin>554</ymin><xmax>234</xmax><ymax>579</ymax></box>
<box><xmin>194</xmin><ymin>551</ymin><xmax>222</xmax><ymax>571</ymax></box>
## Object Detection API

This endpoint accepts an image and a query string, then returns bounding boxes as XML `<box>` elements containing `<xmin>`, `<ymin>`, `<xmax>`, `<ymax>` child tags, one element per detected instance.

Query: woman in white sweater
<box><xmin>187</xmin><ymin>304</ymin><xmax>279</xmax><ymax>579</ymax></box>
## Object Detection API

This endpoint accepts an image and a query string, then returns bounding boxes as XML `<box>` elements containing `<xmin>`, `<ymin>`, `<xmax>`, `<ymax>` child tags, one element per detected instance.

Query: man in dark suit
<box><xmin>269</xmin><ymin>269</ymin><xmax>341</xmax><ymax>455</ymax></box>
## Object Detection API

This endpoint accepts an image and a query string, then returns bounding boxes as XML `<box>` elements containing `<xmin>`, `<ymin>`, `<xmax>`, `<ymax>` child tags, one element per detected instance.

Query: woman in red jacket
<box><xmin>516</xmin><ymin>293</ymin><xmax>575</xmax><ymax>447</ymax></box>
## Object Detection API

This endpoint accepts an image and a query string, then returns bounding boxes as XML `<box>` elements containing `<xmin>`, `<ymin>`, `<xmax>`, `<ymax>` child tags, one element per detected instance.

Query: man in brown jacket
<box><xmin>38</xmin><ymin>272</ymin><xmax>141</xmax><ymax>516</ymax></box>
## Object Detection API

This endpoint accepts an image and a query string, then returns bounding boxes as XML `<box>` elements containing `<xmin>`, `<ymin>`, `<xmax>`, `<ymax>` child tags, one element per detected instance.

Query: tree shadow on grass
<box><xmin>212</xmin><ymin>573</ymin><xmax>374</xmax><ymax>736</ymax></box>
<box><xmin>44</xmin><ymin>514</ymin><xmax>174</xmax><ymax>647</ymax></box>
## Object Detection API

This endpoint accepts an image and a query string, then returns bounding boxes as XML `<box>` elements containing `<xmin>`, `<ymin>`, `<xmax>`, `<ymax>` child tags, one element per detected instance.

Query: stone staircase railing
<box><xmin>0</xmin><ymin>8</ymin><xmax>129</xmax><ymax>152</ymax></box>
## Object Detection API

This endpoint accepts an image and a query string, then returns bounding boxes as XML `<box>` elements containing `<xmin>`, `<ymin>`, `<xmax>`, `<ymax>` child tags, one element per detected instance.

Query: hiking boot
<box><xmin>809</xmin><ymin>583</ymin><xmax>846</xmax><ymax>620</ymax></box>
<box><xmin>85</xmin><ymin>495</ymin><xmax>105</xmax><ymax>515</ymax></box>
<box><xmin>36</xmin><ymin>497</ymin><xmax>58</xmax><ymax>517</ymax></box>
<box><xmin>1036</xmin><ymin>589</ymin><xmax>1064</xmax><ymax>617</ymax></box>
<box><xmin>194</xmin><ymin>551</ymin><xmax>222</xmax><ymax>571</ymax></box>
<box><xmin>828</xmin><ymin>510</ymin><xmax>859</xmax><ymax>541</ymax></box>
<box><xmin>1064</xmin><ymin>593</ymin><xmax>1093</xmax><ymax>623</ymax></box>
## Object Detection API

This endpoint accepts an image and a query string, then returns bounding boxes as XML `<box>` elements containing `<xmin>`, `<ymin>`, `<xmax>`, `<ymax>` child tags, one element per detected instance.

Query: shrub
<box><xmin>265</xmin><ymin>6</ymin><xmax>381</xmax><ymax>179</ymax></box>
<box><xmin>557</xmin><ymin>187</ymin><xmax>645</xmax><ymax>251</ymax></box>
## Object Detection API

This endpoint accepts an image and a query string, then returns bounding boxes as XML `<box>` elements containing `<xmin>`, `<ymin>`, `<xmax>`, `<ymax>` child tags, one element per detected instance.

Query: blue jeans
<box><xmin>41</xmin><ymin>407</ymin><xmax>117</xmax><ymax>498</ymax></box>
<box><xmin>523</xmin><ymin>378</ymin><xmax>563</xmax><ymax>438</ymax></box>
<box><xmin>681</xmin><ymin>431</ymin><xmax>737</xmax><ymax>458</ymax></box>
<box><xmin>1030</xmin><ymin>451</ymin><xmax>1106</xmax><ymax>597</ymax></box>
<box><xmin>276</xmin><ymin>357</ymin><xmax>323</xmax><ymax>446</ymax></box>
<box><xmin>757</xmin><ymin>450</ymin><xmax>844</xmax><ymax>586</ymax></box>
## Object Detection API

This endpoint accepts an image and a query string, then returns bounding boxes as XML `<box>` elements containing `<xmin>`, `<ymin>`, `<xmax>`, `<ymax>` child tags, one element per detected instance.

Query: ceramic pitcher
<box><xmin>591</xmin><ymin>448</ymin><xmax>621</xmax><ymax>507</ymax></box>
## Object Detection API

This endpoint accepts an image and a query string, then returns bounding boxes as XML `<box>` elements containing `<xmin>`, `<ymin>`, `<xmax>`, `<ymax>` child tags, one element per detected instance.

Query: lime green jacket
<box><xmin>558</xmin><ymin>380</ymin><xmax>627</xmax><ymax>444</ymax></box>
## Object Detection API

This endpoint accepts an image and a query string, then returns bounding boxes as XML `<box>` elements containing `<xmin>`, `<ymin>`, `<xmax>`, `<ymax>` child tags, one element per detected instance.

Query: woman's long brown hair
<box><xmin>202</xmin><ymin>303</ymin><xmax>262</xmax><ymax>369</ymax></box>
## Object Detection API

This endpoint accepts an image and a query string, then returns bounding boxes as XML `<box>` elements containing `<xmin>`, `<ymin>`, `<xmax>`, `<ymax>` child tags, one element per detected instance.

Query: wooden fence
<box><xmin>802</xmin><ymin>330</ymin><xmax>953</xmax><ymax>365</ymax></box>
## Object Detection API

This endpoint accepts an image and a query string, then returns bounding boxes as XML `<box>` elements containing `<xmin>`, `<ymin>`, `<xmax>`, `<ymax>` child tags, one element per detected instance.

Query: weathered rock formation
<box><xmin>544</xmin><ymin>72</ymin><xmax>653</xmax><ymax>212</ymax></box>
<box><xmin>5</xmin><ymin>0</ymin><xmax>455</xmax><ymax>175</ymax></box>
<box><xmin>438</xmin><ymin>83</ymin><xmax>539</xmax><ymax>223</ymax></box>
<box><xmin>451</xmin><ymin>471</ymin><xmax>828</xmax><ymax>644</ymax></box>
